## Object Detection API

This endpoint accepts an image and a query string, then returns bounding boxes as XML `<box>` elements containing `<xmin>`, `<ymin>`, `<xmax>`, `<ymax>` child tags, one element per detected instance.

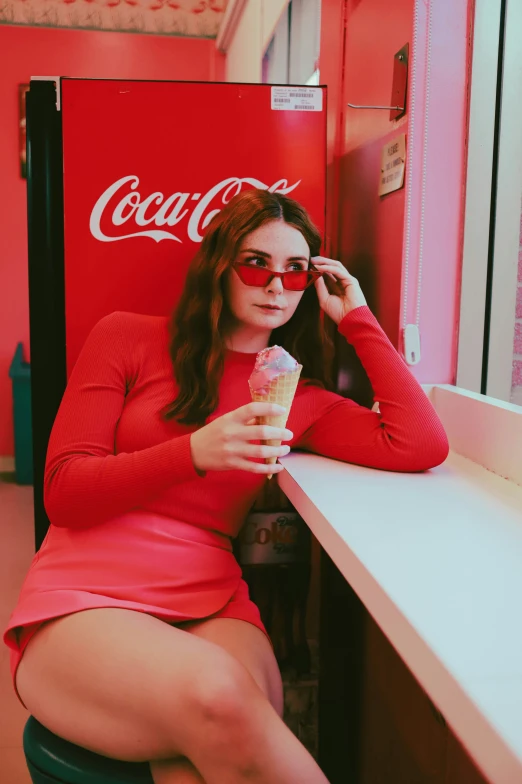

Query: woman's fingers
<box><xmin>312</xmin><ymin>255</ymin><xmax>350</xmax><ymax>270</ymax></box>
<box><xmin>237</xmin><ymin>402</ymin><xmax>287</xmax><ymax>422</ymax></box>
<box><xmin>245</xmin><ymin>425</ymin><xmax>293</xmax><ymax>442</ymax></box>
<box><xmin>193</xmin><ymin>403</ymin><xmax>293</xmax><ymax>475</ymax></box>
<box><xmin>234</xmin><ymin>458</ymin><xmax>285</xmax><ymax>474</ymax></box>
<box><xmin>242</xmin><ymin>443</ymin><xmax>291</xmax><ymax>460</ymax></box>
<box><xmin>314</xmin><ymin>263</ymin><xmax>351</xmax><ymax>283</ymax></box>
<box><xmin>312</xmin><ymin>257</ymin><xmax>356</xmax><ymax>282</ymax></box>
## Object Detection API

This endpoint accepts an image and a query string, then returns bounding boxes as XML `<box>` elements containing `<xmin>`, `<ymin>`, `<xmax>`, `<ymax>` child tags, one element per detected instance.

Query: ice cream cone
<box><xmin>251</xmin><ymin>365</ymin><xmax>302</xmax><ymax>479</ymax></box>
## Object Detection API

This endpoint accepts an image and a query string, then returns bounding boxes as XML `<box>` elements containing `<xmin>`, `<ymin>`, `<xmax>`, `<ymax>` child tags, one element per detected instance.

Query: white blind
<box><xmin>265</xmin><ymin>5</ymin><xmax>290</xmax><ymax>84</ymax></box>
<box><xmin>288</xmin><ymin>0</ymin><xmax>321</xmax><ymax>85</ymax></box>
<box><xmin>263</xmin><ymin>0</ymin><xmax>321</xmax><ymax>85</ymax></box>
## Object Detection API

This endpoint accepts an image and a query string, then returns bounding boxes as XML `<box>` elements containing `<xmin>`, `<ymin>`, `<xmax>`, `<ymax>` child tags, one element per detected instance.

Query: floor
<box><xmin>0</xmin><ymin>475</ymin><xmax>36</xmax><ymax>783</ymax></box>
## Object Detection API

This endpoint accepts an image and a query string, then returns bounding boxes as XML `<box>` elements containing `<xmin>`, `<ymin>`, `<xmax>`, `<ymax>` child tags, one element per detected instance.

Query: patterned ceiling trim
<box><xmin>0</xmin><ymin>0</ymin><xmax>227</xmax><ymax>37</ymax></box>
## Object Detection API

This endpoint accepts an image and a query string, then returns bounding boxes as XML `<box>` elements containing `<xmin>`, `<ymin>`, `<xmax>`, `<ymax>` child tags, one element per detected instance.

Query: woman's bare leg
<box><xmin>16</xmin><ymin>608</ymin><xmax>328</xmax><ymax>783</ymax></box>
<box><xmin>151</xmin><ymin>757</ymin><xmax>205</xmax><ymax>783</ymax></box>
<box><xmin>150</xmin><ymin>617</ymin><xmax>283</xmax><ymax>784</ymax></box>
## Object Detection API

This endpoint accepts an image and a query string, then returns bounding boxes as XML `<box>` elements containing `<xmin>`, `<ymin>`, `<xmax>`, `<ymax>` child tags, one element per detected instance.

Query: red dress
<box><xmin>3</xmin><ymin>306</ymin><xmax>448</xmax><ymax>709</ymax></box>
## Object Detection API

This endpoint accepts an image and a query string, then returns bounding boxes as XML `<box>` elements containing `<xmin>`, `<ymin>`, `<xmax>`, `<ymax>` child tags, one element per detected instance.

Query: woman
<box><xmin>3</xmin><ymin>189</ymin><xmax>448</xmax><ymax>784</ymax></box>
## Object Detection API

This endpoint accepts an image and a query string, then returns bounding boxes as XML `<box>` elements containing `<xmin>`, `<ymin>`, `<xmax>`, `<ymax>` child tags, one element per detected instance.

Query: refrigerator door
<box><xmin>27</xmin><ymin>78</ymin><xmax>326</xmax><ymax>547</ymax></box>
<box><xmin>61</xmin><ymin>79</ymin><xmax>327</xmax><ymax>376</ymax></box>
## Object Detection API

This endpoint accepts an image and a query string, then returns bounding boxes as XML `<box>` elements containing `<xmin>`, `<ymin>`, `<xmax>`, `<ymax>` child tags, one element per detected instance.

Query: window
<box><xmin>457</xmin><ymin>0</ymin><xmax>522</xmax><ymax>408</ymax></box>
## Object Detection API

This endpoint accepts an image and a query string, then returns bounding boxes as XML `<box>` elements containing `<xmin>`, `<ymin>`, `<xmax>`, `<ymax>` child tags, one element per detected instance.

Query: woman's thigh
<box><xmin>15</xmin><ymin>608</ymin><xmax>263</xmax><ymax>763</ymax></box>
<box><xmin>181</xmin><ymin>618</ymin><xmax>283</xmax><ymax>717</ymax></box>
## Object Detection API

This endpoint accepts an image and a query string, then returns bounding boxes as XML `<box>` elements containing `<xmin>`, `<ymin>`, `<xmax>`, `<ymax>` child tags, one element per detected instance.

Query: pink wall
<box><xmin>337</xmin><ymin>0</ymin><xmax>413</xmax><ymax>349</ymax></box>
<box><xmin>0</xmin><ymin>25</ymin><xmax>224</xmax><ymax>457</ymax></box>
<box><xmin>324</xmin><ymin>0</ymin><xmax>471</xmax><ymax>383</ymax></box>
<box><xmin>403</xmin><ymin>0</ymin><xmax>471</xmax><ymax>384</ymax></box>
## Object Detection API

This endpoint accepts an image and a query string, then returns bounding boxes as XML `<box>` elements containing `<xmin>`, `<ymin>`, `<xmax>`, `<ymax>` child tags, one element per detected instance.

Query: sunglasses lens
<box><xmin>234</xmin><ymin>264</ymin><xmax>316</xmax><ymax>291</ymax></box>
<box><xmin>236</xmin><ymin>265</ymin><xmax>272</xmax><ymax>287</ymax></box>
<box><xmin>283</xmin><ymin>271</ymin><xmax>313</xmax><ymax>291</ymax></box>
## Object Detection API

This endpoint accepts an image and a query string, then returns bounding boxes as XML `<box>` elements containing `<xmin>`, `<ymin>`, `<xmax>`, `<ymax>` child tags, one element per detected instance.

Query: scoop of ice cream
<box><xmin>248</xmin><ymin>345</ymin><xmax>300</xmax><ymax>395</ymax></box>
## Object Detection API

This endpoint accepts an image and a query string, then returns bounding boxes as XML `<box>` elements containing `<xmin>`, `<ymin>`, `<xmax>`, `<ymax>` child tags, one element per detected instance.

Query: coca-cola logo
<box><xmin>89</xmin><ymin>176</ymin><xmax>301</xmax><ymax>244</ymax></box>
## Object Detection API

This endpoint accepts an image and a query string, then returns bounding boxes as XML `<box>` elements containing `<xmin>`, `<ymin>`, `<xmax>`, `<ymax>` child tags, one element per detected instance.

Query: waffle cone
<box><xmin>251</xmin><ymin>365</ymin><xmax>302</xmax><ymax>478</ymax></box>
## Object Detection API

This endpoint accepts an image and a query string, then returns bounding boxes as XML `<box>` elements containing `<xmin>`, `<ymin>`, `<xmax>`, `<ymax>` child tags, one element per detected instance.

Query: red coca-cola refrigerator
<box><xmin>26</xmin><ymin>78</ymin><xmax>327</xmax><ymax>549</ymax></box>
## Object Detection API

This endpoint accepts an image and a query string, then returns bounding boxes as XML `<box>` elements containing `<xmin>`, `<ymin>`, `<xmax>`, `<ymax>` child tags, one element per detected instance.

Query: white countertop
<box><xmin>279</xmin><ymin>448</ymin><xmax>522</xmax><ymax>784</ymax></box>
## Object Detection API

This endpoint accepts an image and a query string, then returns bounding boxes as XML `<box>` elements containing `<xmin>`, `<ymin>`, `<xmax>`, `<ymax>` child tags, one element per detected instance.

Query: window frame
<box><xmin>457</xmin><ymin>0</ymin><xmax>522</xmax><ymax>403</ymax></box>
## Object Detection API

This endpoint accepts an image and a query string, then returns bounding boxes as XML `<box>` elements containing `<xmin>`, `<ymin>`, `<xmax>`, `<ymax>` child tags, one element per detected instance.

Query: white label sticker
<box><xmin>271</xmin><ymin>87</ymin><xmax>323</xmax><ymax>112</ymax></box>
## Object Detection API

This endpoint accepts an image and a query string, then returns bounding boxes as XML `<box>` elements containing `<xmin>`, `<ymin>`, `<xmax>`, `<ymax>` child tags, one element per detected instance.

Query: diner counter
<box><xmin>278</xmin><ymin>385</ymin><xmax>522</xmax><ymax>784</ymax></box>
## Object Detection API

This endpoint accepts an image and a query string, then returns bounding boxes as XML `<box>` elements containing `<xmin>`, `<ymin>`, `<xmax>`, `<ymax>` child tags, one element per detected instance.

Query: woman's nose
<box><xmin>267</xmin><ymin>274</ymin><xmax>284</xmax><ymax>294</ymax></box>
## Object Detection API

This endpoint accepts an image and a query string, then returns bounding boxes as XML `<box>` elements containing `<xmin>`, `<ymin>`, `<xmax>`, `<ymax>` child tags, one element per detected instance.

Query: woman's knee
<box><xmin>193</xmin><ymin>656</ymin><xmax>258</xmax><ymax>724</ymax></box>
<box><xmin>180</xmin><ymin>657</ymin><xmax>275</xmax><ymax>774</ymax></box>
<box><xmin>187</xmin><ymin>653</ymin><xmax>267</xmax><ymax>743</ymax></box>
<box><xmin>183</xmin><ymin>618</ymin><xmax>284</xmax><ymax>718</ymax></box>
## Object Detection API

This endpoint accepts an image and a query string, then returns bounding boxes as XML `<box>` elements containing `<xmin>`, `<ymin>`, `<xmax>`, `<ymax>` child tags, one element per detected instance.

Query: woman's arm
<box><xmin>44</xmin><ymin>312</ymin><xmax>200</xmax><ymax>528</ymax></box>
<box><xmin>294</xmin><ymin>306</ymin><xmax>449</xmax><ymax>472</ymax></box>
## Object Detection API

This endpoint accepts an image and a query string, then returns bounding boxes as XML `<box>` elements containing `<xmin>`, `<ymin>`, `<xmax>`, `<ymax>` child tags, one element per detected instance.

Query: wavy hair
<box><xmin>162</xmin><ymin>189</ymin><xmax>335</xmax><ymax>425</ymax></box>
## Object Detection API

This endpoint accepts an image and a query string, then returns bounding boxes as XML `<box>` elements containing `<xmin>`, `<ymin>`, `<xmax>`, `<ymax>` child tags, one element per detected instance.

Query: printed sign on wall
<box><xmin>379</xmin><ymin>133</ymin><xmax>406</xmax><ymax>197</ymax></box>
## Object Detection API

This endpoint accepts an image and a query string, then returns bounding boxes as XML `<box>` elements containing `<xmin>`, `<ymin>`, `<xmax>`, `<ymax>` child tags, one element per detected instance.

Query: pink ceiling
<box><xmin>0</xmin><ymin>0</ymin><xmax>228</xmax><ymax>37</ymax></box>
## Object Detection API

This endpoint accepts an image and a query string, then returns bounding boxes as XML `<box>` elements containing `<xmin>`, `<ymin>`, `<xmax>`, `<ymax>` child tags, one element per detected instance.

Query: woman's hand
<box><xmin>190</xmin><ymin>402</ymin><xmax>293</xmax><ymax>475</ymax></box>
<box><xmin>312</xmin><ymin>256</ymin><xmax>367</xmax><ymax>325</ymax></box>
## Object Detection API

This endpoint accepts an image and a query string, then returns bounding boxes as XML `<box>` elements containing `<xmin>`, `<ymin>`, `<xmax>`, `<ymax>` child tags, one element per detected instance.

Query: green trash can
<box><xmin>9</xmin><ymin>342</ymin><xmax>33</xmax><ymax>485</ymax></box>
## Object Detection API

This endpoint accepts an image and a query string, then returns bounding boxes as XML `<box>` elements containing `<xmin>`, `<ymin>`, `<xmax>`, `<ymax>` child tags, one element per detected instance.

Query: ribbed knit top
<box><xmin>42</xmin><ymin>305</ymin><xmax>449</xmax><ymax>535</ymax></box>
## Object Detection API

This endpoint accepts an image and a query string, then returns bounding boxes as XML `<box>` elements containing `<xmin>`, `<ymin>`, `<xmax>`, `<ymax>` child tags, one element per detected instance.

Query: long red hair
<box><xmin>162</xmin><ymin>189</ymin><xmax>335</xmax><ymax>425</ymax></box>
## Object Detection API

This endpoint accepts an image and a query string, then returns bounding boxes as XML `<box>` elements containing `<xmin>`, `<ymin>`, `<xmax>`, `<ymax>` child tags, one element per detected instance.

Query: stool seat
<box><xmin>23</xmin><ymin>716</ymin><xmax>154</xmax><ymax>784</ymax></box>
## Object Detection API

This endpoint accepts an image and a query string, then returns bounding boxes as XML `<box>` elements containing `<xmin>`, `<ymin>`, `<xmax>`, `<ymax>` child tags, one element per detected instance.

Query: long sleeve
<box><xmin>44</xmin><ymin>312</ymin><xmax>200</xmax><ymax>528</ymax></box>
<box><xmin>294</xmin><ymin>306</ymin><xmax>449</xmax><ymax>472</ymax></box>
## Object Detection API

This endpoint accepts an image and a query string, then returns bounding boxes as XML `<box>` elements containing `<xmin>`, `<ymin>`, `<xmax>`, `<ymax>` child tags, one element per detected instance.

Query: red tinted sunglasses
<box><xmin>232</xmin><ymin>262</ymin><xmax>321</xmax><ymax>292</ymax></box>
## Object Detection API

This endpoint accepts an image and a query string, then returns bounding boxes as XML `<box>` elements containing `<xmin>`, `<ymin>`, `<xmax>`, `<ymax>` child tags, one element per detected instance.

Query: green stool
<box><xmin>23</xmin><ymin>716</ymin><xmax>154</xmax><ymax>783</ymax></box>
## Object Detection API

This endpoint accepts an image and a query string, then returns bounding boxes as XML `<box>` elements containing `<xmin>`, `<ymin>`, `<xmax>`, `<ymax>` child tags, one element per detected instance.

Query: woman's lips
<box><xmin>257</xmin><ymin>304</ymin><xmax>282</xmax><ymax>311</ymax></box>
